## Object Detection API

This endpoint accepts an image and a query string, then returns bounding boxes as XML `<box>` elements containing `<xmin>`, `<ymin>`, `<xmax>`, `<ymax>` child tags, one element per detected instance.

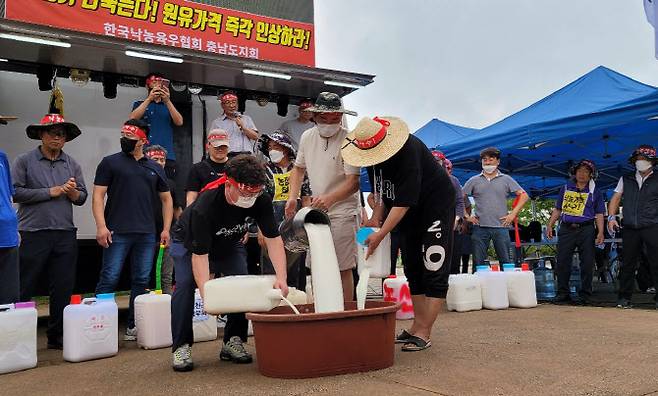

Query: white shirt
<box><xmin>295</xmin><ymin>126</ymin><xmax>360</xmax><ymax>217</ymax></box>
<box><xmin>614</xmin><ymin>170</ymin><xmax>654</xmax><ymax>193</ymax></box>
<box><xmin>209</xmin><ymin>112</ymin><xmax>258</xmax><ymax>153</ymax></box>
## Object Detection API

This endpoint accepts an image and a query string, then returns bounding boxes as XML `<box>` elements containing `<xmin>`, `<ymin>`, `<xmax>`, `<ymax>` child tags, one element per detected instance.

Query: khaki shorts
<box><xmin>306</xmin><ymin>214</ymin><xmax>357</xmax><ymax>271</ymax></box>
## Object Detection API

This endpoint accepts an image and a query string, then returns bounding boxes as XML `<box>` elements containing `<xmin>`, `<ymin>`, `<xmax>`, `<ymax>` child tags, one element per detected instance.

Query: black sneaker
<box><xmin>220</xmin><ymin>336</ymin><xmax>253</xmax><ymax>364</ymax></box>
<box><xmin>616</xmin><ymin>299</ymin><xmax>632</xmax><ymax>309</ymax></box>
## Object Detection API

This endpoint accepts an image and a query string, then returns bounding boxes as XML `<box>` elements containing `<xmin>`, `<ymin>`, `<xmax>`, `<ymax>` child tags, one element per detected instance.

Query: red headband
<box><xmin>355</xmin><ymin>117</ymin><xmax>389</xmax><ymax>150</ymax></box>
<box><xmin>122</xmin><ymin>124</ymin><xmax>149</xmax><ymax>143</ymax></box>
<box><xmin>41</xmin><ymin>114</ymin><xmax>66</xmax><ymax>124</ymax></box>
<box><xmin>146</xmin><ymin>76</ymin><xmax>162</xmax><ymax>87</ymax></box>
<box><xmin>227</xmin><ymin>176</ymin><xmax>263</xmax><ymax>195</ymax></box>
<box><xmin>221</xmin><ymin>93</ymin><xmax>238</xmax><ymax>102</ymax></box>
<box><xmin>146</xmin><ymin>150</ymin><xmax>166</xmax><ymax>159</ymax></box>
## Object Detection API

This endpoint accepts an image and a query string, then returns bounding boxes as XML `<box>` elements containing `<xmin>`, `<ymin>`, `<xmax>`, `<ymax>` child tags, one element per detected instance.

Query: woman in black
<box><xmin>169</xmin><ymin>155</ymin><xmax>288</xmax><ymax>371</ymax></box>
<box><xmin>342</xmin><ymin>116</ymin><xmax>455</xmax><ymax>352</ymax></box>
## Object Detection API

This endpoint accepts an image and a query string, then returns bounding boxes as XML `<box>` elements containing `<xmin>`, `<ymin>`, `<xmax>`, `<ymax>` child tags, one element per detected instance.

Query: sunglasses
<box><xmin>226</xmin><ymin>177</ymin><xmax>264</xmax><ymax>198</ymax></box>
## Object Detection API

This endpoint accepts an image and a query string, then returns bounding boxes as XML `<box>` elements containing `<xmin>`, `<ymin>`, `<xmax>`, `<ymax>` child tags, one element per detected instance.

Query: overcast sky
<box><xmin>313</xmin><ymin>1</ymin><xmax>657</xmax><ymax>132</ymax></box>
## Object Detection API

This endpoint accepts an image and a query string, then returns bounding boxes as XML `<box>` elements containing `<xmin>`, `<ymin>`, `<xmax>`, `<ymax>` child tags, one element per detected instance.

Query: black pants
<box><xmin>556</xmin><ymin>224</ymin><xmax>594</xmax><ymax>298</ymax></box>
<box><xmin>19</xmin><ymin>230</ymin><xmax>77</xmax><ymax>341</ymax></box>
<box><xmin>170</xmin><ymin>241</ymin><xmax>248</xmax><ymax>351</ymax></box>
<box><xmin>0</xmin><ymin>246</ymin><xmax>19</xmax><ymax>304</ymax></box>
<box><xmin>618</xmin><ymin>225</ymin><xmax>658</xmax><ymax>302</ymax></box>
<box><xmin>389</xmin><ymin>230</ymin><xmax>401</xmax><ymax>275</ymax></box>
<box><xmin>449</xmin><ymin>230</ymin><xmax>463</xmax><ymax>275</ymax></box>
<box><xmin>461</xmin><ymin>254</ymin><xmax>471</xmax><ymax>274</ymax></box>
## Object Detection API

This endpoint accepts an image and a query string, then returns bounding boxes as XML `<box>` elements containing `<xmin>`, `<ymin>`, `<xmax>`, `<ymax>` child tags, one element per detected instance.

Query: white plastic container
<box><xmin>193</xmin><ymin>289</ymin><xmax>217</xmax><ymax>343</ymax></box>
<box><xmin>383</xmin><ymin>275</ymin><xmax>414</xmax><ymax>320</ymax></box>
<box><xmin>0</xmin><ymin>302</ymin><xmax>37</xmax><ymax>374</ymax></box>
<box><xmin>279</xmin><ymin>287</ymin><xmax>307</xmax><ymax>307</ymax></box>
<box><xmin>446</xmin><ymin>274</ymin><xmax>483</xmax><ymax>312</ymax></box>
<box><xmin>63</xmin><ymin>293</ymin><xmax>118</xmax><ymax>362</ymax></box>
<box><xmin>505</xmin><ymin>270</ymin><xmax>538</xmax><ymax>308</ymax></box>
<box><xmin>134</xmin><ymin>291</ymin><xmax>172</xmax><ymax>350</ymax></box>
<box><xmin>357</xmin><ymin>227</ymin><xmax>392</xmax><ymax>278</ymax></box>
<box><xmin>476</xmin><ymin>271</ymin><xmax>509</xmax><ymax>310</ymax></box>
<box><xmin>204</xmin><ymin>275</ymin><xmax>282</xmax><ymax>314</ymax></box>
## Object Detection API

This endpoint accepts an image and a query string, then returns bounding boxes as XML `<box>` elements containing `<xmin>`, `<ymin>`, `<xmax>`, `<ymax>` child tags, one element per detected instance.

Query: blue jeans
<box><xmin>95</xmin><ymin>233</ymin><xmax>156</xmax><ymax>328</ymax></box>
<box><xmin>472</xmin><ymin>226</ymin><xmax>511</xmax><ymax>266</ymax></box>
<box><xmin>170</xmin><ymin>240</ymin><xmax>248</xmax><ymax>351</ymax></box>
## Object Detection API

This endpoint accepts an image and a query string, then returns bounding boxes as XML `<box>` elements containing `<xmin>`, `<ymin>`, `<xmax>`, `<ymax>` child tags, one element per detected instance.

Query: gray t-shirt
<box><xmin>463</xmin><ymin>172</ymin><xmax>523</xmax><ymax>228</ymax></box>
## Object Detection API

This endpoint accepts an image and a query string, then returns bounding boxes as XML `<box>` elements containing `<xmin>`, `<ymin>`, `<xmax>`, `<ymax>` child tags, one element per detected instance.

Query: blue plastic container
<box><xmin>533</xmin><ymin>260</ymin><xmax>556</xmax><ymax>300</ymax></box>
<box><xmin>569</xmin><ymin>265</ymin><xmax>581</xmax><ymax>298</ymax></box>
<box><xmin>502</xmin><ymin>263</ymin><xmax>516</xmax><ymax>272</ymax></box>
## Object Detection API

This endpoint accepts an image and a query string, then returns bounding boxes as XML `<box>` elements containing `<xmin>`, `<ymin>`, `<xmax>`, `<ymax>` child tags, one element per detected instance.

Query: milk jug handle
<box><xmin>0</xmin><ymin>304</ymin><xmax>13</xmax><ymax>311</ymax></box>
<box><xmin>82</xmin><ymin>297</ymin><xmax>97</xmax><ymax>305</ymax></box>
<box><xmin>266</xmin><ymin>289</ymin><xmax>283</xmax><ymax>300</ymax></box>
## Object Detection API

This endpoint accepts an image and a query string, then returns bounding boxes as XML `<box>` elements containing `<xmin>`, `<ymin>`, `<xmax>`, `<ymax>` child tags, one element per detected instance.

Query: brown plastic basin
<box><xmin>246</xmin><ymin>301</ymin><xmax>400</xmax><ymax>379</ymax></box>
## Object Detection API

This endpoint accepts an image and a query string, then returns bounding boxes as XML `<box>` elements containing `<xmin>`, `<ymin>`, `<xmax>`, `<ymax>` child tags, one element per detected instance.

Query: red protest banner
<box><xmin>5</xmin><ymin>0</ymin><xmax>315</xmax><ymax>67</ymax></box>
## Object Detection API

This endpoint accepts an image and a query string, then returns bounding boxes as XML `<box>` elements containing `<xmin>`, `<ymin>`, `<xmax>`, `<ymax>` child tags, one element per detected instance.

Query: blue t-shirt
<box><xmin>132</xmin><ymin>100</ymin><xmax>175</xmax><ymax>160</ymax></box>
<box><xmin>94</xmin><ymin>152</ymin><xmax>170</xmax><ymax>234</ymax></box>
<box><xmin>0</xmin><ymin>151</ymin><xmax>18</xmax><ymax>248</ymax></box>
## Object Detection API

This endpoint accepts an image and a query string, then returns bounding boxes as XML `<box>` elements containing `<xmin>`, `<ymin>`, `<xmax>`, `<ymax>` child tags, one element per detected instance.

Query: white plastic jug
<box><xmin>0</xmin><ymin>302</ymin><xmax>37</xmax><ymax>374</ymax></box>
<box><xmin>505</xmin><ymin>270</ymin><xmax>538</xmax><ymax>308</ymax></box>
<box><xmin>356</xmin><ymin>227</ymin><xmax>392</xmax><ymax>278</ymax></box>
<box><xmin>63</xmin><ymin>293</ymin><xmax>118</xmax><ymax>362</ymax></box>
<box><xmin>193</xmin><ymin>289</ymin><xmax>217</xmax><ymax>343</ymax></box>
<box><xmin>476</xmin><ymin>271</ymin><xmax>509</xmax><ymax>310</ymax></box>
<box><xmin>279</xmin><ymin>287</ymin><xmax>307</xmax><ymax>307</ymax></box>
<box><xmin>304</xmin><ymin>223</ymin><xmax>345</xmax><ymax>313</ymax></box>
<box><xmin>204</xmin><ymin>275</ymin><xmax>283</xmax><ymax>314</ymax></box>
<box><xmin>383</xmin><ymin>275</ymin><xmax>414</xmax><ymax>320</ymax></box>
<box><xmin>446</xmin><ymin>274</ymin><xmax>483</xmax><ymax>312</ymax></box>
<box><xmin>134</xmin><ymin>291</ymin><xmax>172</xmax><ymax>350</ymax></box>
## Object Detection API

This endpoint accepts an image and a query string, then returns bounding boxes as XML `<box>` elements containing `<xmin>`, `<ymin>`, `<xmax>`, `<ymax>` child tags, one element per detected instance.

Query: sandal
<box><xmin>401</xmin><ymin>335</ymin><xmax>432</xmax><ymax>352</ymax></box>
<box><xmin>395</xmin><ymin>329</ymin><xmax>413</xmax><ymax>344</ymax></box>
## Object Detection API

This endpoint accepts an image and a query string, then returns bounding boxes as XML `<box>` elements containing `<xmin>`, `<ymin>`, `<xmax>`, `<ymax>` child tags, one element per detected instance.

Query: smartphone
<box><xmin>160</xmin><ymin>79</ymin><xmax>170</xmax><ymax>88</ymax></box>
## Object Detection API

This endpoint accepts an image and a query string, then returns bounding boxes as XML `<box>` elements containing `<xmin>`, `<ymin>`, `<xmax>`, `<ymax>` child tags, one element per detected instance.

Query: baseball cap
<box><xmin>208</xmin><ymin>129</ymin><xmax>229</xmax><ymax>147</ymax></box>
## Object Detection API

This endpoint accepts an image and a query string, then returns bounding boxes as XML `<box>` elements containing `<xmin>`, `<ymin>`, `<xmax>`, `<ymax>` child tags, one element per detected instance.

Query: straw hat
<box><xmin>341</xmin><ymin>116</ymin><xmax>409</xmax><ymax>167</ymax></box>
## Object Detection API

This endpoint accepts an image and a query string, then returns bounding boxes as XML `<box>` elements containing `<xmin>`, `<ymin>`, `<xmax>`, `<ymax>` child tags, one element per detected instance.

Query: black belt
<box><xmin>561</xmin><ymin>220</ymin><xmax>594</xmax><ymax>228</ymax></box>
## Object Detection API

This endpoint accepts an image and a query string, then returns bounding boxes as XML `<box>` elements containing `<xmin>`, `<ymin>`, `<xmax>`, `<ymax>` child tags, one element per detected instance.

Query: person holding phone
<box><xmin>130</xmin><ymin>73</ymin><xmax>184</xmax><ymax>179</ymax></box>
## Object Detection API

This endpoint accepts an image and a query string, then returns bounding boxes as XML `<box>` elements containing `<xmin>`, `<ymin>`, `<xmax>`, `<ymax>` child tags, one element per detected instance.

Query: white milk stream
<box><xmin>304</xmin><ymin>223</ymin><xmax>345</xmax><ymax>313</ymax></box>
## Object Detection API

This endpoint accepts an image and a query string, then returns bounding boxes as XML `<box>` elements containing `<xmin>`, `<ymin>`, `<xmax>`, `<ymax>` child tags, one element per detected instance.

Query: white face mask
<box><xmin>636</xmin><ymin>160</ymin><xmax>653</xmax><ymax>172</ymax></box>
<box><xmin>482</xmin><ymin>165</ymin><xmax>497</xmax><ymax>174</ymax></box>
<box><xmin>269</xmin><ymin>149</ymin><xmax>285</xmax><ymax>163</ymax></box>
<box><xmin>316</xmin><ymin>123</ymin><xmax>342</xmax><ymax>138</ymax></box>
<box><xmin>233</xmin><ymin>195</ymin><xmax>257</xmax><ymax>208</ymax></box>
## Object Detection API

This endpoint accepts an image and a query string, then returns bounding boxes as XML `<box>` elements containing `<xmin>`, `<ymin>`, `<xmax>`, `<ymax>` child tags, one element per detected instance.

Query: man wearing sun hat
<box><xmin>93</xmin><ymin>119</ymin><xmax>173</xmax><ymax>340</ymax></box>
<box><xmin>608</xmin><ymin>144</ymin><xmax>658</xmax><ymax>309</ymax></box>
<box><xmin>285</xmin><ymin>92</ymin><xmax>361</xmax><ymax>302</ymax></box>
<box><xmin>12</xmin><ymin>113</ymin><xmax>87</xmax><ymax>349</ymax></box>
<box><xmin>278</xmin><ymin>99</ymin><xmax>315</xmax><ymax>148</ymax></box>
<box><xmin>341</xmin><ymin>116</ymin><xmax>456</xmax><ymax>352</ymax></box>
<box><xmin>210</xmin><ymin>91</ymin><xmax>259</xmax><ymax>156</ymax></box>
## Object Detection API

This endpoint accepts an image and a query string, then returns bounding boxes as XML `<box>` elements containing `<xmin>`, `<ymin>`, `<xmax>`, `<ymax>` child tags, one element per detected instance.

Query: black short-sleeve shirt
<box><xmin>366</xmin><ymin>135</ymin><xmax>455</xmax><ymax>227</ymax></box>
<box><xmin>94</xmin><ymin>152</ymin><xmax>169</xmax><ymax>234</ymax></box>
<box><xmin>185</xmin><ymin>158</ymin><xmax>227</xmax><ymax>192</ymax></box>
<box><xmin>173</xmin><ymin>184</ymin><xmax>279</xmax><ymax>256</ymax></box>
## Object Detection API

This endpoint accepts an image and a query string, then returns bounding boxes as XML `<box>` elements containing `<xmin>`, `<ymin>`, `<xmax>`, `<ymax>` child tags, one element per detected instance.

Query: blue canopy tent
<box><xmin>440</xmin><ymin>66</ymin><xmax>658</xmax><ymax>198</ymax></box>
<box><xmin>414</xmin><ymin>118</ymin><xmax>479</xmax><ymax>148</ymax></box>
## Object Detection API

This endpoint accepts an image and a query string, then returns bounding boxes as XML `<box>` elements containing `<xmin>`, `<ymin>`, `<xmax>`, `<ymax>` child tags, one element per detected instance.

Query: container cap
<box><xmin>96</xmin><ymin>293</ymin><xmax>115</xmax><ymax>300</ymax></box>
<box><xmin>521</xmin><ymin>263</ymin><xmax>530</xmax><ymax>271</ymax></box>
<box><xmin>153</xmin><ymin>290</ymin><xmax>162</xmax><ymax>295</ymax></box>
<box><xmin>387</xmin><ymin>274</ymin><xmax>397</xmax><ymax>279</ymax></box>
<box><xmin>70</xmin><ymin>295</ymin><xmax>82</xmax><ymax>304</ymax></box>
<box><xmin>476</xmin><ymin>265</ymin><xmax>490</xmax><ymax>271</ymax></box>
<box><xmin>15</xmin><ymin>301</ymin><xmax>36</xmax><ymax>309</ymax></box>
<box><xmin>356</xmin><ymin>227</ymin><xmax>375</xmax><ymax>245</ymax></box>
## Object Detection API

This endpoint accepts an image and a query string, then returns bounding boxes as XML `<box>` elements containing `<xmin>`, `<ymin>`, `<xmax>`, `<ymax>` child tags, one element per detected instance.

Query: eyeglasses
<box><xmin>226</xmin><ymin>177</ymin><xmax>263</xmax><ymax>198</ymax></box>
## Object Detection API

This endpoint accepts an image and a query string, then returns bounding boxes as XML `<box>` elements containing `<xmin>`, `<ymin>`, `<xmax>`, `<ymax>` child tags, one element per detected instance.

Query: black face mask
<box><xmin>120</xmin><ymin>137</ymin><xmax>138</xmax><ymax>154</ymax></box>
